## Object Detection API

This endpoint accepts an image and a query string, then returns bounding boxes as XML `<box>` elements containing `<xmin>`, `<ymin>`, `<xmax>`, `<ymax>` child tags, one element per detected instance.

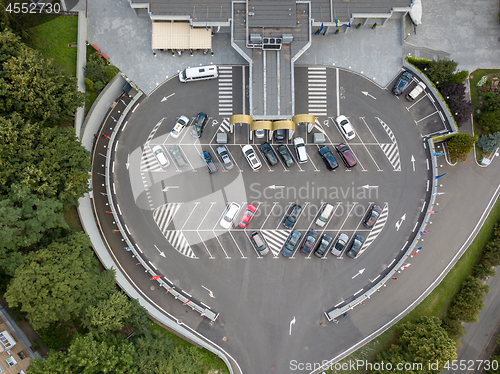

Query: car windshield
<box><xmin>245</xmin><ymin>210</ymin><xmax>253</xmax><ymax>217</ymax></box>
<box><xmin>245</xmin><ymin>149</ymin><xmax>253</xmax><ymax>156</ymax></box>
<box><xmin>321</xmin><ymin>239</ymin><xmax>329</xmax><ymax>247</ymax></box>
<box><xmin>178</xmin><ymin>119</ymin><xmax>186</xmax><ymax>126</ymax></box>
<box><xmin>372</xmin><ymin>210</ymin><xmax>380</xmax><ymax>218</ymax></box>
<box><xmin>341</xmin><ymin>120</ymin><xmax>348</xmax><ymax>126</ymax></box>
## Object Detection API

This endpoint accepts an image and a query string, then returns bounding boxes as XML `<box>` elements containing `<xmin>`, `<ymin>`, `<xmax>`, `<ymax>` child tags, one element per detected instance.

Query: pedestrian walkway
<box><xmin>307</xmin><ymin>67</ymin><xmax>328</xmax><ymax>116</ymax></box>
<box><xmin>260</xmin><ymin>229</ymin><xmax>291</xmax><ymax>257</ymax></box>
<box><xmin>218</xmin><ymin>66</ymin><xmax>233</xmax><ymax>116</ymax></box>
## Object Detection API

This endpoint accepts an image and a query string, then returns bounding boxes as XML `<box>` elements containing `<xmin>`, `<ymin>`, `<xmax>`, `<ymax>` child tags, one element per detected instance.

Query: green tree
<box><xmin>447</xmin><ymin>134</ymin><xmax>475</xmax><ymax>163</ymax></box>
<box><xmin>133</xmin><ymin>330</ymin><xmax>174</xmax><ymax>374</ymax></box>
<box><xmin>94</xmin><ymin>80</ymin><xmax>105</xmax><ymax>91</ymax></box>
<box><xmin>450</xmin><ymin>70</ymin><xmax>469</xmax><ymax>84</ymax></box>
<box><xmin>0</xmin><ymin>30</ymin><xmax>84</xmax><ymax>126</ymax></box>
<box><xmin>85</xmin><ymin>60</ymin><xmax>107</xmax><ymax>83</ymax></box>
<box><xmin>83</xmin><ymin>292</ymin><xmax>132</xmax><ymax>336</ymax></box>
<box><xmin>27</xmin><ymin>333</ymin><xmax>137</xmax><ymax>374</ymax></box>
<box><xmin>84</xmin><ymin>77</ymin><xmax>94</xmax><ymax>92</ymax></box>
<box><xmin>441</xmin><ymin>317</ymin><xmax>466</xmax><ymax>342</ymax></box>
<box><xmin>477</xmin><ymin>133</ymin><xmax>500</xmax><ymax>153</ymax></box>
<box><xmin>448</xmin><ymin>276</ymin><xmax>490</xmax><ymax>323</ymax></box>
<box><xmin>126</xmin><ymin>298</ymin><xmax>150</xmax><ymax>332</ymax></box>
<box><xmin>164</xmin><ymin>346</ymin><xmax>205</xmax><ymax>374</ymax></box>
<box><xmin>105</xmin><ymin>65</ymin><xmax>120</xmax><ymax>83</ymax></box>
<box><xmin>478</xmin><ymin>110</ymin><xmax>500</xmax><ymax>134</ymax></box>
<box><xmin>424</xmin><ymin>59</ymin><xmax>458</xmax><ymax>88</ymax></box>
<box><xmin>4</xmin><ymin>232</ymin><xmax>116</xmax><ymax>330</ymax></box>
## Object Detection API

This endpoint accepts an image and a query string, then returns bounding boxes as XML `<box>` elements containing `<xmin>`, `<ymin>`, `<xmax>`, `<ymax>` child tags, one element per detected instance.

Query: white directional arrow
<box><xmin>201</xmin><ymin>285</ymin><xmax>215</xmax><ymax>298</ymax></box>
<box><xmin>161</xmin><ymin>93</ymin><xmax>175</xmax><ymax>102</ymax></box>
<box><xmin>361</xmin><ymin>91</ymin><xmax>377</xmax><ymax>100</ymax></box>
<box><xmin>269</xmin><ymin>185</ymin><xmax>285</xmax><ymax>190</ymax></box>
<box><xmin>126</xmin><ymin>154</ymin><xmax>130</xmax><ymax>170</ymax></box>
<box><xmin>362</xmin><ymin>184</ymin><xmax>378</xmax><ymax>189</ymax></box>
<box><xmin>395</xmin><ymin>214</ymin><xmax>406</xmax><ymax>231</ymax></box>
<box><xmin>162</xmin><ymin>186</ymin><xmax>179</xmax><ymax>191</ymax></box>
<box><xmin>351</xmin><ymin>268</ymin><xmax>365</xmax><ymax>279</ymax></box>
<box><xmin>289</xmin><ymin>316</ymin><xmax>296</xmax><ymax>336</ymax></box>
<box><xmin>411</xmin><ymin>155</ymin><xmax>415</xmax><ymax>171</ymax></box>
<box><xmin>154</xmin><ymin>245</ymin><xmax>166</xmax><ymax>258</ymax></box>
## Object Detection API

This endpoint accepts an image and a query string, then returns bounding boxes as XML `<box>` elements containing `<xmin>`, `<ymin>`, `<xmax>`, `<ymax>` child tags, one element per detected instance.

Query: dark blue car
<box><xmin>346</xmin><ymin>234</ymin><xmax>365</xmax><ymax>259</ymax></box>
<box><xmin>318</xmin><ymin>146</ymin><xmax>338</xmax><ymax>171</ymax></box>
<box><xmin>283</xmin><ymin>204</ymin><xmax>302</xmax><ymax>229</ymax></box>
<box><xmin>392</xmin><ymin>71</ymin><xmax>412</xmax><ymax>96</ymax></box>
<box><xmin>260</xmin><ymin>142</ymin><xmax>278</xmax><ymax>166</ymax></box>
<box><xmin>282</xmin><ymin>230</ymin><xmax>302</xmax><ymax>257</ymax></box>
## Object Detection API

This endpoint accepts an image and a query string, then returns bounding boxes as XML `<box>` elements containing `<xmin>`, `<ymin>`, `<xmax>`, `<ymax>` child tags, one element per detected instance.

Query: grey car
<box><xmin>169</xmin><ymin>145</ymin><xmax>188</xmax><ymax>169</ymax></box>
<box><xmin>216</xmin><ymin>146</ymin><xmax>234</xmax><ymax>170</ymax></box>
<box><xmin>346</xmin><ymin>234</ymin><xmax>365</xmax><ymax>259</ymax></box>
<box><xmin>330</xmin><ymin>233</ymin><xmax>349</xmax><ymax>257</ymax></box>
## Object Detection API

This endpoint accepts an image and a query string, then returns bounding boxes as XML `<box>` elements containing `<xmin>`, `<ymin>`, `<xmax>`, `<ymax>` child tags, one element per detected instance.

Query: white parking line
<box><xmin>180</xmin><ymin>203</ymin><xmax>200</xmax><ymax>231</ymax></box>
<box><xmin>197</xmin><ymin>202</ymin><xmax>215</xmax><ymax>231</ymax></box>
<box><xmin>261</xmin><ymin>202</ymin><xmax>279</xmax><ymax>230</ymax></box>
<box><xmin>197</xmin><ymin>231</ymin><xmax>214</xmax><ymax>259</ymax></box>
<box><xmin>229</xmin><ymin>231</ymin><xmax>246</xmax><ymax>258</ymax></box>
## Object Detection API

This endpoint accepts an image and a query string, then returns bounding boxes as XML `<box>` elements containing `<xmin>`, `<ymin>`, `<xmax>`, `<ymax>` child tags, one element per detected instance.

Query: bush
<box><xmin>441</xmin><ymin>317</ymin><xmax>466</xmax><ymax>342</ymax></box>
<box><xmin>473</xmin><ymin>263</ymin><xmax>496</xmax><ymax>280</ymax></box>
<box><xmin>85</xmin><ymin>60</ymin><xmax>106</xmax><ymax>83</ymax></box>
<box><xmin>450</xmin><ymin>70</ymin><xmax>469</xmax><ymax>84</ymax></box>
<box><xmin>84</xmin><ymin>78</ymin><xmax>94</xmax><ymax>92</ymax></box>
<box><xmin>448</xmin><ymin>276</ymin><xmax>489</xmax><ymax>323</ymax></box>
<box><xmin>447</xmin><ymin>134</ymin><xmax>475</xmax><ymax>162</ymax></box>
<box><xmin>478</xmin><ymin>110</ymin><xmax>500</xmax><ymax>134</ymax></box>
<box><xmin>407</xmin><ymin>56</ymin><xmax>431</xmax><ymax>72</ymax></box>
<box><xmin>105</xmin><ymin>65</ymin><xmax>120</xmax><ymax>83</ymax></box>
<box><xmin>477</xmin><ymin>132</ymin><xmax>500</xmax><ymax>153</ymax></box>
<box><xmin>425</xmin><ymin>59</ymin><xmax>458</xmax><ymax>88</ymax></box>
<box><xmin>449</xmin><ymin>100</ymin><xmax>474</xmax><ymax>126</ymax></box>
<box><xmin>94</xmin><ymin>81</ymin><xmax>105</xmax><ymax>91</ymax></box>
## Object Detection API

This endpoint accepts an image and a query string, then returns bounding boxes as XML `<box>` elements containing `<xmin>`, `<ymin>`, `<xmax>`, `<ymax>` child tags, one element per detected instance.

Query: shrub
<box><xmin>85</xmin><ymin>60</ymin><xmax>106</xmax><ymax>83</ymax></box>
<box><xmin>425</xmin><ymin>59</ymin><xmax>458</xmax><ymax>88</ymax></box>
<box><xmin>94</xmin><ymin>81</ymin><xmax>105</xmax><ymax>91</ymax></box>
<box><xmin>356</xmin><ymin>23</ymin><xmax>361</xmax><ymax>28</ymax></box>
<box><xmin>447</xmin><ymin>134</ymin><xmax>475</xmax><ymax>162</ymax></box>
<box><xmin>450</xmin><ymin>70</ymin><xmax>469</xmax><ymax>84</ymax></box>
<box><xmin>441</xmin><ymin>317</ymin><xmax>466</xmax><ymax>342</ymax></box>
<box><xmin>448</xmin><ymin>276</ymin><xmax>489</xmax><ymax>323</ymax></box>
<box><xmin>477</xmin><ymin>132</ymin><xmax>500</xmax><ymax>153</ymax></box>
<box><xmin>84</xmin><ymin>78</ymin><xmax>94</xmax><ymax>92</ymax></box>
<box><xmin>473</xmin><ymin>263</ymin><xmax>496</xmax><ymax>280</ymax></box>
<box><xmin>407</xmin><ymin>56</ymin><xmax>431</xmax><ymax>72</ymax></box>
<box><xmin>335</xmin><ymin>29</ymin><xmax>339</xmax><ymax>34</ymax></box>
<box><xmin>105</xmin><ymin>65</ymin><xmax>120</xmax><ymax>83</ymax></box>
<box><xmin>478</xmin><ymin>111</ymin><xmax>500</xmax><ymax>134</ymax></box>
<box><xmin>449</xmin><ymin>100</ymin><xmax>474</xmax><ymax>126</ymax></box>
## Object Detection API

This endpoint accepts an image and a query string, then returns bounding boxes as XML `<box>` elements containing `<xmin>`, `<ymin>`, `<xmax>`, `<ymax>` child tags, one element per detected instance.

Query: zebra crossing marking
<box><xmin>153</xmin><ymin>203</ymin><xmax>182</xmax><ymax>233</ymax></box>
<box><xmin>140</xmin><ymin>145</ymin><xmax>163</xmax><ymax>172</ymax></box>
<box><xmin>308</xmin><ymin>67</ymin><xmax>327</xmax><ymax>116</ymax></box>
<box><xmin>164</xmin><ymin>230</ymin><xmax>197</xmax><ymax>259</ymax></box>
<box><xmin>260</xmin><ymin>229</ymin><xmax>291</xmax><ymax>257</ymax></box>
<box><xmin>219</xmin><ymin>67</ymin><xmax>233</xmax><ymax>116</ymax></box>
<box><xmin>358</xmin><ymin>203</ymin><xmax>389</xmax><ymax>256</ymax></box>
<box><xmin>376</xmin><ymin>118</ymin><xmax>401</xmax><ymax>171</ymax></box>
<box><xmin>218</xmin><ymin>118</ymin><xmax>231</xmax><ymax>133</ymax></box>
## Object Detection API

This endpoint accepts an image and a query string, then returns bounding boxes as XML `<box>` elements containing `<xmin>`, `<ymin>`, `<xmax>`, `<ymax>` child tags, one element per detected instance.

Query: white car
<box><xmin>152</xmin><ymin>145</ymin><xmax>170</xmax><ymax>168</ymax></box>
<box><xmin>242</xmin><ymin>145</ymin><xmax>262</xmax><ymax>170</ymax></box>
<box><xmin>335</xmin><ymin>115</ymin><xmax>356</xmax><ymax>140</ymax></box>
<box><xmin>293</xmin><ymin>137</ymin><xmax>308</xmax><ymax>163</ymax></box>
<box><xmin>220</xmin><ymin>202</ymin><xmax>241</xmax><ymax>229</ymax></box>
<box><xmin>255</xmin><ymin>129</ymin><xmax>265</xmax><ymax>139</ymax></box>
<box><xmin>170</xmin><ymin>115</ymin><xmax>189</xmax><ymax>139</ymax></box>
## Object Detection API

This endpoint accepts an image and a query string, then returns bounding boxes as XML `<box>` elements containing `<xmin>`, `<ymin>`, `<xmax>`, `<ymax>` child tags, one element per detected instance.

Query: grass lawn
<box><xmin>148</xmin><ymin>322</ymin><xmax>230</xmax><ymax>374</ymax></box>
<box><xmin>63</xmin><ymin>206</ymin><xmax>84</xmax><ymax>232</ymax></box>
<box><xmin>22</xmin><ymin>15</ymin><xmax>79</xmax><ymax>77</ymax></box>
<box><xmin>324</xmin><ymin>194</ymin><xmax>500</xmax><ymax>374</ymax></box>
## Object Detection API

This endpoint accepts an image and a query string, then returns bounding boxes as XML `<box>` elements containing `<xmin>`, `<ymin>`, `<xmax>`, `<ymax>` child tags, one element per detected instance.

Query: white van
<box><xmin>316</xmin><ymin>203</ymin><xmax>334</xmax><ymax>227</ymax></box>
<box><xmin>179</xmin><ymin>65</ymin><xmax>218</xmax><ymax>83</ymax></box>
<box><xmin>405</xmin><ymin>81</ymin><xmax>426</xmax><ymax>101</ymax></box>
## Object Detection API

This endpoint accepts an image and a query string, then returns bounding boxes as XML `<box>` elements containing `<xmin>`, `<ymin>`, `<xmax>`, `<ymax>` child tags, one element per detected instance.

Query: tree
<box><xmin>0</xmin><ymin>30</ymin><xmax>84</xmax><ymax>126</ymax></box>
<box><xmin>126</xmin><ymin>298</ymin><xmax>150</xmax><ymax>332</ymax></box>
<box><xmin>478</xmin><ymin>110</ymin><xmax>500</xmax><ymax>134</ymax></box>
<box><xmin>85</xmin><ymin>60</ymin><xmax>107</xmax><ymax>83</ymax></box>
<box><xmin>83</xmin><ymin>292</ymin><xmax>132</xmax><ymax>336</ymax></box>
<box><xmin>450</xmin><ymin>70</ymin><xmax>469</xmax><ymax>84</ymax></box>
<box><xmin>424</xmin><ymin>59</ymin><xmax>458</xmax><ymax>88</ymax></box>
<box><xmin>164</xmin><ymin>346</ymin><xmax>205</xmax><ymax>374</ymax></box>
<box><xmin>440</xmin><ymin>82</ymin><xmax>466</xmax><ymax>103</ymax></box>
<box><xmin>94</xmin><ymin>81</ymin><xmax>105</xmax><ymax>91</ymax></box>
<box><xmin>441</xmin><ymin>317</ymin><xmax>466</xmax><ymax>342</ymax></box>
<box><xmin>448</xmin><ymin>276</ymin><xmax>490</xmax><ymax>323</ymax></box>
<box><xmin>4</xmin><ymin>232</ymin><xmax>116</xmax><ymax>330</ymax></box>
<box><xmin>133</xmin><ymin>330</ymin><xmax>174</xmax><ymax>374</ymax></box>
<box><xmin>477</xmin><ymin>133</ymin><xmax>500</xmax><ymax>153</ymax></box>
<box><xmin>449</xmin><ymin>99</ymin><xmax>474</xmax><ymax>126</ymax></box>
<box><xmin>105</xmin><ymin>65</ymin><xmax>120</xmax><ymax>82</ymax></box>
<box><xmin>84</xmin><ymin>78</ymin><xmax>94</xmax><ymax>92</ymax></box>
<box><xmin>27</xmin><ymin>333</ymin><xmax>137</xmax><ymax>374</ymax></box>
<box><xmin>447</xmin><ymin>134</ymin><xmax>475</xmax><ymax>163</ymax></box>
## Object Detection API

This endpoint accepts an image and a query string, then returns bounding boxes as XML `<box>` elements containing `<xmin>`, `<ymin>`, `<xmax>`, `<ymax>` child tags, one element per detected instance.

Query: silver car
<box><xmin>216</xmin><ymin>146</ymin><xmax>234</xmax><ymax>170</ymax></box>
<box><xmin>331</xmin><ymin>233</ymin><xmax>349</xmax><ymax>256</ymax></box>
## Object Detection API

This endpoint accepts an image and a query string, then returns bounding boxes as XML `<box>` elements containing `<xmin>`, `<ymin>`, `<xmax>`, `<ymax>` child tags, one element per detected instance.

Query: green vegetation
<box><xmin>477</xmin><ymin>132</ymin><xmax>500</xmax><ymax>154</ymax></box>
<box><xmin>447</xmin><ymin>134</ymin><xmax>475</xmax><ymax>163</ymax></box>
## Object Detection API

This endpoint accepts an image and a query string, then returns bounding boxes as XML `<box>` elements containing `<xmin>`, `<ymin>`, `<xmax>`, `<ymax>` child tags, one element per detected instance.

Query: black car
<box><xmin>169</xmin><ymin>145</ymin><xmax>188</xmax><ymax>169</ymax></box>
<box><xmin>281</xmin><ymin>230</ymin><xmax>302</xmax><ymax>257</ymax></box>
<box><xmin>299</xmin><ymin>229</ymin><xmax>319</xmax><ymax>256</ymax></box>
<box><xmin>190</xmin><ymin>112</ymin><xmax>208</xmax><ymax>138</ymax></box>
<box><xmin>363</xmin><ymin>204</ymin><xmax>382</xmax><ymax>229</ymax></box>
<box><xmin>274</xmin><ymin>129</ymin><xmax>286</xmax><ymax>143</ymax></box>
<box><xmin>318</xmin><ymin>146</ymin><xmax>338</xmax><ymax>171</ymax></box>
<box><xmin>314</xmin><ymin>234</ymin><xmax>333</xmax><ymax>258</ymax></box>
<box><xmin>392</xmin><ymin>71</ymin><xmax>412</xmax><ymax>96</ymax></box>
<box><xmin>346</xmin><ymin>234</ymin><xmax>365</xmax><ymax>259</ymax></box>
<box><xmin>335</xmin><ymin>143</ymin><xmax>357</xmax><ymax>169</ymax></box>
<box><xmin>277</xmin><ymin>145</ymin><xmax>294</xmax><ymax>168</ymax></box>
<box><xmin>260</xmin><ymin>142</ymin><xmax>278</xmax><ymax>166</ymax></box>
<box><xmin>283</xmin><ymin>204</ymin><xmax>302</xmax><ymax>229</ymax></box>
<box><xmin>201</xmin><ymin>151</ymin><xmax>218</xmax><ymax>174</ymax></box>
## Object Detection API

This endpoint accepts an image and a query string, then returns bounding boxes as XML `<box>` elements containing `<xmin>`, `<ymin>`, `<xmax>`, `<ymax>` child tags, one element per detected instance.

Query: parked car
<box><xmin>274</xmin><ymin>129</ymin><xmax>286</xmax><ymax>143</ymax></box>
<box><xmin>318</xmin><ymin>146</ymin><xmax>338</xmax><ymax>171</ymax></box>
<box><xmin>170</xmin><ymin>115</ymin><xmax>189</xmax><ymax>139</ymax></box>
<box><xmin>392</xmin><ymin>71</ymin><xmax>412</xmax><ymax>96</ymax></box>
<box><xmin>363</xmin><ymin>204</ymin><xmax>382</xmax><ymax>229</ymax></box>
<box><xmin>316</xmin><ymin>203</ymin><xmax>334</xmax><ymax>227</ymax></box>
<box><xmin>299</xmin><ymin>229</ymin><xmax>319</xmax><ymax>256</ymax></box>
<box><xmin>405</xmin><ymin>81</ymin><xmax>426</xmax><ymax>101</ymax></box>
<box><xmin>238</xmin><ymin>204</ymin><xmax>256</xmax><ymax>228</ymax></box>
<box><xmin>260</xmin><ymin>142</ymin><xmax>278</xmax><ymax>166</ymax></box>
<box><xmin>216</xmin><ymin>145</ymin><xmax>234</xmax><ymax>170</ymax></box>
<box><xmin>335</xmin><ymin>115</ymin><xmax>356</xmax><ymax>140</ymax></box>
<box><xmin>242</xmin><ymin>145</ymin><xmax>262</xmax><ymax>170</ymax></box>
<box><xmin>277</xmin><ymin>145</ymin><xmax>295</xmax><ymax>168</ymax></box>
<box><xmin>250</xmin><ymin>231</ymin><xmax>269</xmax><ymax>256</ymax></box>
<box><xmin>283</xmin><ymin>204</ymin><xmax>302</xmax><ymax>229</ymax></box>
<box><xmin>255</xmin><ymin>129</ymin><xmax>265</xmax><ymax>139</ymax></box>
<box><xmin>152</xmin><ymin>145</ymin><xmax>170</xmax><ymax>168</ymax></box>
<box><xmin>335</xmin><ymin>143</ymin><xmax>357</xmax><ymax>169</ymax></box>
<box><xmin>314</xmin><ymin>234</ymin><xmax>333</xmax><ymax>258</ymax></box>
<box><xmin>190</xmin><ymin>112</ymin><xmax>208</xmax><ymax>138</ymax></box>
<box><xmin>346</xmin><ymin>234</ymin><xmax>365</xmax><ymax>259</ymax></box>
<box><xmin>293</xmin><ymin>137</ymin><xmax>308</xmax><ymax>163</ymax></box>
<box><xmin>330</xmin><ymin>233</ymin><xmax>349</xmax><ymax>256</ymax></box>
<box><xmin>169</xmin><ymin>145</ymin><xmax>188</xmax><ymax>169</ymax></box>
<box><xmin>281</xmin><ymin>230</ymin><xmax>302</xmax><ymax>257</ymax></box>
<box><xmin>219</xmin><ymin>202</ymin><xmax>241</xmax><ymax>229</ymax></box>
<box><xmin>201</xmin><ymin>151</ymin><xmax>218</xmax><ymax>174</ymax></box>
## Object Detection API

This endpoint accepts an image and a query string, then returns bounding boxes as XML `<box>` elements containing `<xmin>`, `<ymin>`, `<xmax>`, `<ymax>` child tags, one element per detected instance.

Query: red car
<box><xmin>238</xmin><ymin>204</ymin><xmax>256</xmax><ymax>228</ymax></box>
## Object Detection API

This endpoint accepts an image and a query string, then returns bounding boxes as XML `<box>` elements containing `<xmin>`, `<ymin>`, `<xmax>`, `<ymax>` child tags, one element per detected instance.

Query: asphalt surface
<box><xmin>104</xmin><ymin>66</ymin><xmax>447</xmax><ymax>373</ymax></box>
